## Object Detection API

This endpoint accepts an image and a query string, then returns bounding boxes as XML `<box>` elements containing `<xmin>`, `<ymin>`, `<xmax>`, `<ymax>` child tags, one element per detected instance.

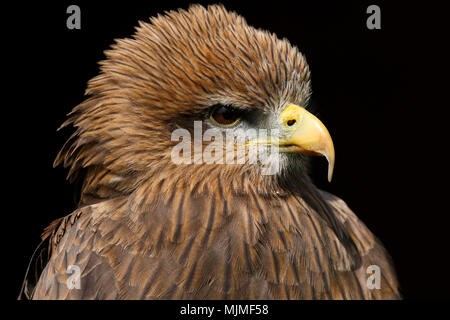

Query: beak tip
<box><xmin>325</xmin><ymin>154</ymin><xmax>334</xmax><ymax>183</ymax></box>
<box><xmin>327</xmin><ymin>169</ymin><xmax>333</xmax><ymax>182</ymax></box>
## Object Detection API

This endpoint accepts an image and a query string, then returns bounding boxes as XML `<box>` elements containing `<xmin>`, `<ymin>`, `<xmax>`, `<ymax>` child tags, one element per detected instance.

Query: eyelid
<box><xmin>208</xmin><ymin>104</ymin><xmax>243</xmax><ymax>118</ymax></box>
<box><xmin>210</xmin><ymin>104</ymin><xmax>239</xmax><ymax>111</ymax></box>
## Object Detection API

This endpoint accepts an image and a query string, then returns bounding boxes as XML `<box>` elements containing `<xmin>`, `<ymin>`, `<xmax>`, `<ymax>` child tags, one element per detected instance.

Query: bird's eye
<box><xmin>209</xmin><ymin>105</ymin><xmax>242</xmax><ymax>127</ymax></box>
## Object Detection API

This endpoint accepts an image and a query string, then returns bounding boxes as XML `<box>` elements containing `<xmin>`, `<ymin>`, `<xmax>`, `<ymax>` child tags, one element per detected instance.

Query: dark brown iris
<box><xmin>210</xmin><ymin>105</ymin><xmax>242</xmax><ymax>127</ymax></box>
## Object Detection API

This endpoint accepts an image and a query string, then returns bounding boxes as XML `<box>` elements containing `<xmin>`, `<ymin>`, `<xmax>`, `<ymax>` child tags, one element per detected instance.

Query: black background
<box><xmin>7</xmin><ymin>0</ymin><xmax>449</xmax><ymax>300</ymax></box>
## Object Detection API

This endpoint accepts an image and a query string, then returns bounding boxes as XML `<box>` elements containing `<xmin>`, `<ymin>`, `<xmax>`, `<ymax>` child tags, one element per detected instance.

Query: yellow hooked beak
<box><xmin>278</xmin><ymin>104</ymin><xmax>335</xmax><ymax>182</ymax></box>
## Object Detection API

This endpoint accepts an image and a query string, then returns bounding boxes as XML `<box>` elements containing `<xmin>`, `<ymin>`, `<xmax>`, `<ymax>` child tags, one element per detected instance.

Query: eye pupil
<box><xmin>217</xmin><ymin>107</ymin><xmax>234</xmax><ymax>121</ymax></box>
<box><xmin>211</xmin><ymin>105</ymin><xmax>241</xmax><ymax>126</ymax></box>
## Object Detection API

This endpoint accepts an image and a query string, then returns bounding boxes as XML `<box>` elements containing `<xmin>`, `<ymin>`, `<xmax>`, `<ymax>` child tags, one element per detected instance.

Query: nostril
<box><xmin>286</xmin><ymin>119</ymin><xmax>296</xmax><ymax>126</ymax></box>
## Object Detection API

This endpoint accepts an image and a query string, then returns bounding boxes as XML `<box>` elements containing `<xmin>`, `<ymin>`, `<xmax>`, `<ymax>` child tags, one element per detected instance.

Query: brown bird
<box><xmin>22</xmin><ymin>4</ymin><xmax>400</xmax><ymax>299</ymax></box>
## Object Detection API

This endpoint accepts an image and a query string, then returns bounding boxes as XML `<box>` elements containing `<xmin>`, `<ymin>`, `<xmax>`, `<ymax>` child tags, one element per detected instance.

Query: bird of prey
<box><xmin>21</xmin><ymin>4</ymin><xmax>400</xmax><ymax>299</ymax></box>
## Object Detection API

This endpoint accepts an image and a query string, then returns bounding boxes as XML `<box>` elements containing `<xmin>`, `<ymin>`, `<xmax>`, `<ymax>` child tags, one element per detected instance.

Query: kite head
<box><xmin>55</xmin><ymin>4</ymin><xmax>334</xmax><ymax>197</ymax></box>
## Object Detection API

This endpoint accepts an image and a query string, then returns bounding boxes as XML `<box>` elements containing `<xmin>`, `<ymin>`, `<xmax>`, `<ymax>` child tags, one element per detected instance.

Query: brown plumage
<box><xmin>22</xmin><ymin>4</ymin><xmax>400</xmax><ymax>299</ymax></box>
